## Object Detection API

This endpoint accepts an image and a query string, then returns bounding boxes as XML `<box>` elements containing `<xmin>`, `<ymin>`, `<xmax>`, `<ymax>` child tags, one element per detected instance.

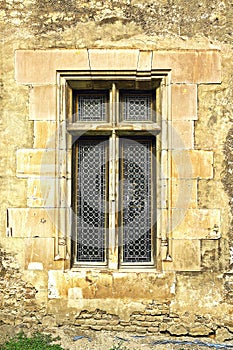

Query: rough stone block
<box><xmin>94</xmin><ymin>274</ymin><xmax>114</xmax><ymax>299</ymax></box>
<box><xmin>1</xmin><ymin>237</ymin><xmax>25</xmax><ymax>268</ymax></box>
<box><xmin>25</xmin><ymin>237</ymin><xmax>55</xmax><ymax>270</ymax></box>
<box><xmin>171</xmin><ymin>272</ymin><xmax>224</xmax><ymax>313</ymax></box>
<box><xmin>215</xmin><ymin>327</ymin><xmax>233</xmax><ymax>342</ymax></box>
<box><xmin>42</xmin><ymin>315</ymin><xmax>57</xmax><ymax>327</ymax></box>
<box><xmin>15</xmin><ymin>49</ymin><xmax>89</xmax><ymax>84</ymax></box>
<box><xmin>171</xmin><ymin>150</ymin><xmax>213</xmax><ymax>179</ymax></box>
<box><xmin>22</xmin><ymin>270</ymin><xmax>48</xmax><ymax>302</ymax></box>
<box><xmin>171</xmin><ymin>84</ymin><xmax>197</xmax><ymax>120</ymax></box>
<box><xmin>16</xmin><ymin>149</ymin><xmax>57</xmax><ymax>178</ymax></box>
<box><xmin>196</xmin><ymin>50</ymin><xmax>221</xmax><ymax>83</ymax></box>
<box><xmin>112</xmin><ymin>272</ymin><xmax>175</xmax><ymax>300</ymax></box>
<box><xmin>137</xmin><ymin>50</ymin><xmax>152</xmax><ymax>71</ymax></box>
<box><xmin>172</xmin><ymin>239</ymin><xmax>201</xmax><ymax>271</ymax></box>
<box><xmin>48</xmin><ymin>270</ymin><xmax>175</xmax><ymax>302</ymax></box>
<box><xmin>159</xmin><ymin>179</ymin><xmax>197</xmax><ymax>209</ymax></box>
<box><xmin>123</xmin><ymin>326</ymin><xmax>136</xmax><ymax>332</ymax></box>
<box><xmin>195</xmin><ymin>84</ymin><xmax>228</xmax><ymax>150</ymax></box>
<box><xmin>33</xmin><ymin>121</ymin><xmax>57</xmax><ymax>148</ymax></box>
<box><xmin>201</xmin><ymin>239</ymin><xmax>220</xmax><ymax>271</ymax></box>
<box><xmin>152</xmin><ymin>50</ymin><xmax>221</xmax><ymax>83</ymax></box>
<box><xmin>171</xmin><ymin>208</ymin><xmax>221</xmax><ymax>239</ymax></box>
<box><xmin>7</xmin><ymin>208</ymin><xmax>56</xmax><ymax>238</ymax></box>
<box><xmin>27</xmin><ymin>178</ymin><xmax>56</xmax><ymax>207</ymax></box>
<box><xmin>171</xmin><ymin>121</ymin><xmax>194</xmax><ymax>149</ymax></box>
<box><xmin>88</xmin><ymin>49</ymin><xmax>139</xmax><ymax>71</ymax></box>
<box><xmin>168</xmin><ymin>324</ymin><xmax>188</xmax><ymax>335</ymax></box>
<box><xmin>68</xmin><ymin>287</ymin><xmax>84</xmax><ymax>299</ymax></box>
<box><xmin>29</xmin><ymin>86</ymin><xmax>57</xmax><ymax>121</ymax></box>
<box><xmin>159</xmin><ymin>323</ymin><xmax>168</xmax><ymax>332</ymax></box>
<box><xmin>27</xmin><ymin>177</ymin><xmax>68</xmax><ymax>208</ymax></box>
<box><xmin>189</xmin><ymin>325</ymin><xmax>213</xmax><ymax>336</ymax></box>
<box><xmin>158</xmin><ymin>179</ymin><xmax>168</xmax><ymax>209</ymax></box>
<box><xmin>171</xmin><ymin>179</ymin><xmax>197</xmax><ymax>209</ymax></box>
<box><xmin>198</xmin><ymin>179</ymin><xmax>228</xmax><ymax>209</ymax></box>
<box><xmin>48</xmin><ymin>270</ymin><xmax>99</xmax><ymax>299</ymax></box>
<box><xmin>90</xmin><ymin>325</ymin><xmax>103</xmax><ymax>331</ymax></box>
<box><xmin>160</xmin><ymin>150</ymin><xmax>169</xmax><ymax>179</ymax></box>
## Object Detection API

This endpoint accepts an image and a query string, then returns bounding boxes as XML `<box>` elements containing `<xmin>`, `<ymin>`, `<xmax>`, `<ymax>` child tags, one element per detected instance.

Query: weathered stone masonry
<box><xmin>1</xmin><ymin>0</ymin><xmax>233</xmax><ymax>345</ymax></box>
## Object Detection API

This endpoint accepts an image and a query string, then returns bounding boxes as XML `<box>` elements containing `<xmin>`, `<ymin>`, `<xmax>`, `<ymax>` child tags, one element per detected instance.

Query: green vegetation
<box><xmin>109</xmin><ymin>341</ymin><xmax>129</xmax><ymax>350</ymax></box>
<box><xmin>1</xmin><ymin>332</ymin><xmax>64</xmax><ymax>350</ymax></box>
<box><xmin>1</xmin><ymin>333</ymin><xmax>131</xmax><ymax>350</ymax></box>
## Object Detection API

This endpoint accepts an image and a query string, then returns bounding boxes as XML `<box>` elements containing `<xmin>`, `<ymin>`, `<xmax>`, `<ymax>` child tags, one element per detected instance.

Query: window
<box><xmin>67</xmin><ymin>79</ymin><xmax>161</xmax><ymax>268</ymax></box>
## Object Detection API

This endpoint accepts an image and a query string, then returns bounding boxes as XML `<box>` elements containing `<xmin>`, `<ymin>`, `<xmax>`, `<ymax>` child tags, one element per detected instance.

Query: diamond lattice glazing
<box><xmin>78</xmin><ymin>95</ymin><xmax>107</xmax><ymax>121</ymax></box>
<box><xmin>122</xmin><ymin>95</ymin><xmax>152</xmax><ymax>121</ymax></box>
<box><xmin>120</xmin><ymin>139</ymin><xmax>152</xmax><ymax>263</ymax></box>
<box><xmin>76</xmin><ymin>140</ymin><xmax>107</xmax><ymax>262</ymax></box>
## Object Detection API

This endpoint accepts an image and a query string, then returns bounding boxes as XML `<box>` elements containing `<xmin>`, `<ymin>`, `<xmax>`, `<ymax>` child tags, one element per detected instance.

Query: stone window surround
<box><xmin>9</xmin><ymin>48</ymin><xmax>222</xmax><ymax>273</ymax></box>
<box><xmin>59</xmin><ymin>70</ymin><xmax>169</xmax><ymax>270</ymax></box>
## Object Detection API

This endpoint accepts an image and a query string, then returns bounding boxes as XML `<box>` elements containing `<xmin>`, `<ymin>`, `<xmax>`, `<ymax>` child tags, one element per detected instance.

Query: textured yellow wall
<box><xmin>1</xmin><ymin>0</ymin><xmax>233</xmax><ymax>346</ymax></box>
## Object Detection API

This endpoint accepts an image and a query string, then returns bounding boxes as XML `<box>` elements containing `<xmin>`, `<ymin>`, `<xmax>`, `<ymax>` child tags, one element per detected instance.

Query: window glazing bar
<box><xmin>109</xmin><ymin>130</ymin><xmax>118</xmax><ymax>269</ymax></box>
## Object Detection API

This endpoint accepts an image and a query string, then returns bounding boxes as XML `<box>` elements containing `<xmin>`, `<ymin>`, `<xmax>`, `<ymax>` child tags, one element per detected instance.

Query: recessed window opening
<box><xmin>69</xmin><ymin>79</ymin><xmax>161</xmax><ymax>269</ymax></box>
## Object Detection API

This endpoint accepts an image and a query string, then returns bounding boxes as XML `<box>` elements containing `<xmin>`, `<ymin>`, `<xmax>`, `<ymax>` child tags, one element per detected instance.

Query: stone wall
<box><xmin>1</xmin><ymin>0</ymin><xmax>233</xmax><ymax>345</ymax></box>
<box><xmin>0</xmin><ymin>245</ymin><xmax>43</xmax><ymax>340</ymax></box>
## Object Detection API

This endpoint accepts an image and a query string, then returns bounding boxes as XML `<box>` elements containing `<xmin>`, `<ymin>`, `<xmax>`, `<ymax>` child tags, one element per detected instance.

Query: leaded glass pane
<box><xmin>78</xmin><ymin>94</ymin><xmax>107</xmax><ymax>121</ymax></box>
<box><xmin>120</xmin><ymin>139</ymin><xmax>152</xmax><ymax>263</ymax></box>
<box><xmin>121</xmin><ymin>94</ymin><xmax>152</xmax><ymax>121</ymax></box>
<box><xmin>76</xmin><ymin>139</ymin><xmax>108</xmax><ymax>262</ymax></box>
